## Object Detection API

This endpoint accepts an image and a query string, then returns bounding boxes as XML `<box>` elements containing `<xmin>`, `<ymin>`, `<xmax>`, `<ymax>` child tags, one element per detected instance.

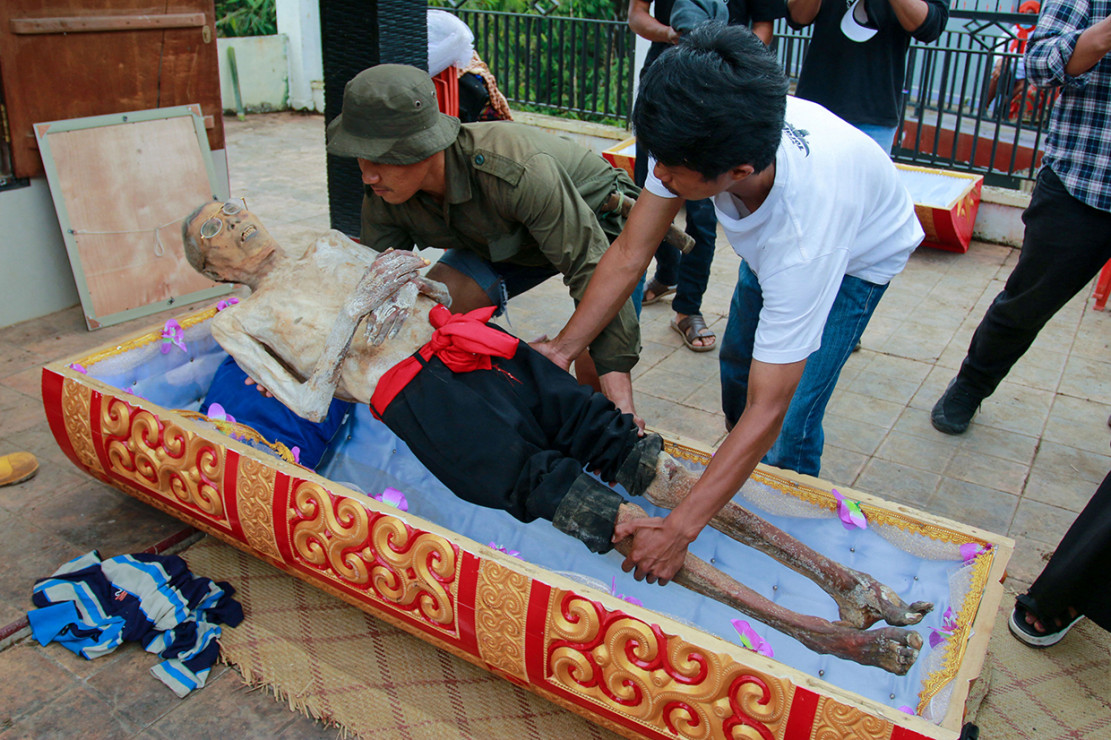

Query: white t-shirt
<box><xmin>645</xmin><ymin>97</ymin><xmax>922</xmax><ymax>364</ymax></box>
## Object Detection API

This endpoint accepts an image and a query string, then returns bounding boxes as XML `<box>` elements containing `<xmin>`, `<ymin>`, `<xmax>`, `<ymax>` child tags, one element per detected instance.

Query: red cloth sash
<box><xmin>369</xmin><ymin>304</ymin><xmax>520</xmax><ymax>419</ymax></box>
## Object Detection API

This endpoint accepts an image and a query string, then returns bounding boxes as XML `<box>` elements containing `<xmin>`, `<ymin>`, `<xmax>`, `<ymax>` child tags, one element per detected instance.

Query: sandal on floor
<box><xmin>671</xmin><ymin>314</ymin><xmax>716</xmax><ymax>352</ymax></box>
<box><xmin>642</xmin><ymin>277</ymin><xmax>676</xmax><ymax>305</ymax></box>
<box><xmin>1008</xmin><ymin>594</ymin><xmax>1083</xmax><ymax>648</ymax></box>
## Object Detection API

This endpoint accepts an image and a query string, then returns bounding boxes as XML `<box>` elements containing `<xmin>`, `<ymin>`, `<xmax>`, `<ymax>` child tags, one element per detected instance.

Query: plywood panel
<box><xmin>37</xmin><ymin>107</ymin><xmax>228</xmax><ymax>328</ymax></box>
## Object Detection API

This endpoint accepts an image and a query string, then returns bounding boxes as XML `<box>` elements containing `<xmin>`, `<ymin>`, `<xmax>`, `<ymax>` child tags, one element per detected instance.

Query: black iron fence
<box><xmin>454</xmin><ymin>9</ymin><xmax>635</xmax><ymax>126</ymax></box>
<box><xmin>448</xmin><ymin>7</ymin><xmax>1050</xmax><ymax>187</ymax></box>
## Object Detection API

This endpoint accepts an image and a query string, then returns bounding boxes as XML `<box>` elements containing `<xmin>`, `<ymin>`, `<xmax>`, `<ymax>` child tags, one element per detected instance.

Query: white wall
<box><xmin>0</xmin><ymin>178</ymin><xmax>79</xmax><ymax>327</ymax></box>
<box><xmin>276</xmin><ymin>0</ymin><xmax>324</xmax><ymax>113</ymax></box>
<box><xmin>217</xmin><ymin>36</ymin><xmax>291</xmax><ymax>113</ymax></box>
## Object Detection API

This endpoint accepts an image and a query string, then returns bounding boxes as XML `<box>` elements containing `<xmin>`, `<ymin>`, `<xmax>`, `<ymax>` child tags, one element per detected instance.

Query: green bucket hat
<box><xmin>326</xmin><ymin>64</ymin><xmax>460</xmax><ymax>165</ymax></box>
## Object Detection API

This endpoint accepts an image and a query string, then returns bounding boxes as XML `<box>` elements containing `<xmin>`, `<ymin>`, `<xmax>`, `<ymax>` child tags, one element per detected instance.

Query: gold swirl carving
<box><xmin>475</xmin><ymin>560</ymin><xmax>530</xmax><ymax>680</ymax></box>
<box><xmin>290</xmin><ymin>481</ymin><xmax>458</xmax><ymax>628</ymax></box>
<box><xmin>61</xmin><ymin>379</ymin><xmax>101</xmax><ymax>475</ymax></box>
<box><xmin>101</xmin><ymin>398</ymin><xmax>225</xmax><ymax>520</ymax></box>
<box><xmin>235</xmin><ymin>456</ymin><xmax>280</xmax><ymax>560</ymax></box>
<box><xmin>547</xmin><ymin>590</ymin><xmax>790</xmax><ymax>740</ymax></box>
<box><xmin>812</xmin><ymin>697</ymin><xmax>892</xmax><ymax>740</ymax></box>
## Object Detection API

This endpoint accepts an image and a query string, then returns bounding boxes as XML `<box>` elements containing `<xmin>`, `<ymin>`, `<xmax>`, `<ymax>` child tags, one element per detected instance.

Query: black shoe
<box><xmin>931</xmin><ymin>378</ymin><xmax>981</xmax><ymax>435</ymax></box>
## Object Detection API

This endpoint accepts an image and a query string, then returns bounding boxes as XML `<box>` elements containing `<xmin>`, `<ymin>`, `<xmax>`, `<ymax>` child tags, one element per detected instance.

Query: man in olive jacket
<box><xmin>327</xmin><ymin>64</ymin><xmax>645</xmax><ymax>418</ymax></box>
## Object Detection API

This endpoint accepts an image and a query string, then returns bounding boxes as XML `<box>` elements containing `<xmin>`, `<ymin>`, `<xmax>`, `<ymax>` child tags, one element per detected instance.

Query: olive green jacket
<box><xmin>359</xmin><ymin>122</ymin><xmax>641</xmax><ymax>375</ymax></box>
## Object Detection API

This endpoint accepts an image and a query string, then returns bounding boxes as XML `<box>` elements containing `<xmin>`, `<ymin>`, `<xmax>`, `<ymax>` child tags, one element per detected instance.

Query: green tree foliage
<box><xmin>215</xmin><ymin>0</ymin><xmax>278</xmax><ymax>37</ymax></box>
<box><xmin>431</xmin><ymin>0</ymin><xmax>635</xmax><ymax>123</ymax></box>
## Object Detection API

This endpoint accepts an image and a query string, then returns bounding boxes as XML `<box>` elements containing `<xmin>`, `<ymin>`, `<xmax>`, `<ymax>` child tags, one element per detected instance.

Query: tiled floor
<box><xmin>2</xmin><ymin>111</ymin><xmax>1109</xmax><ymax>737</ymax></box>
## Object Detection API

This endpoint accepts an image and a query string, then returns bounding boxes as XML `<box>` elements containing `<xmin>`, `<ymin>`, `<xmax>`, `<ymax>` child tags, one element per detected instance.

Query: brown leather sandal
<box><xmin>671</xmin><ymin>314</ymin><xmax>716</xmax><ymax>352</ymax></box>
<box><xmin>643</xmin><ymin>277</ymin><xmax>676</xmax><ymax>305</ymax></box>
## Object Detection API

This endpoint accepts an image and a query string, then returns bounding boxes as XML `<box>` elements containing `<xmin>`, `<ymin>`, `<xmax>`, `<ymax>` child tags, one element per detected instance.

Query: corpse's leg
<box><xmin>643</xmin><ymin>453</ymin><xmax>932</xmax><ymax>630</ymax></box>
<box><xmin>613</xmin><ymin>503</ymin><xmax>922</xmax><ymax>676</ymax></box>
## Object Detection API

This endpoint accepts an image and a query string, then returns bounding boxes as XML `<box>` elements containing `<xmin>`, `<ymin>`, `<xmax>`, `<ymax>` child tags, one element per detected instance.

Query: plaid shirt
<box><xmin>1025</xmin><ymin>0</ymin><xmax>1111</xmax><ymax>213</ymax></box>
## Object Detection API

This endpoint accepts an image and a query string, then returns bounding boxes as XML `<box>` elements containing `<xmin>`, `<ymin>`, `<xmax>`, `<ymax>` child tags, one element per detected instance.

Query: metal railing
<box><xmin>445</xmin><ymin>6</ymin><xmax>1050</xmax><ymax>186</ymax></box>
<box><xmin>453</xmin><ymin>8</ymin><xmax>635</xmax><ymax>126</ymax></box>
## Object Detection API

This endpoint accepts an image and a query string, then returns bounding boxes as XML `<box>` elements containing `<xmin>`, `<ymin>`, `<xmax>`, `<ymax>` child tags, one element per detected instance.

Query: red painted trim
<box><xmin>221</xmin><ymin>448</ymin><xmax>242</xmax><ymax>540</ymax></box>
<box><xmin>783</xmin><ymin>685</ymin><xmax>821</xmax><ymax>740</ymax></box>
<box><xmin>891</xmin><ymin>725</ymin><xmax>931</xmax><ymax>740</ymax></box>
<box><xmin>525</xmin><ymin>580</ymin><xmax>552</xmax><ymax>686</ymax></box>
<box><xmin>455</xmin><ymin>550</ymin><xmax>479</xmax><ymax>655</ymax></box>
<box><xmin>41</xmin><ymin>369</ymin><xmax>81</xmax><ymax>469</ymax></box>
<box><xmin>273</xmin><ymin>470</ymin><xmax>294</xmax><ymax>561</ymax></box>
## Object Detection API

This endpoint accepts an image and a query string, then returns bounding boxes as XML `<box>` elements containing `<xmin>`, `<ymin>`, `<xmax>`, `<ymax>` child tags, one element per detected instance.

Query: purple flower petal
<box><xmin>833</xmin><ymin>488</ymin><xmax>868</xmax><ymax>530</ymax></box>
<box><xmin>68</xmin><ymin>363</ymin><xmax>88</xmax><ymax>374</ymax></box>
<box><xmin>487</xmin><ymin>542</ymin><xmax>523</xmax><ymax>559</ymax></box>
<box><xmin>928</xmin><ymin>628</ymin><xmax>948</xmax><ymax>649</ymax></box>
<box><xmin>610</xmin><ymin>577</ymin><xmax>642</xmax><ymax>607</ymax></box>
<box><xmin>731</xmin><ymin>619</ymin><xmax>774</xmax><ymax>658</ymax></box>
<box><xmin>898</xmin><ymin>705</ymin><xmax>916</xmax><ymax>715</ymax></box>
<box><xmin>373</xmin><ymin>487</ymin><xmax>408</xmax><ymax>512</ymax></box>
<box><xmin>960</xmin><ymin>542</ymin><xmax>990</xmax><ymax>563</ymax></box>
<box><xmin>290</xmin><ymin>446</ymin><xmax>300</xmax><ymax>464</ymax></box>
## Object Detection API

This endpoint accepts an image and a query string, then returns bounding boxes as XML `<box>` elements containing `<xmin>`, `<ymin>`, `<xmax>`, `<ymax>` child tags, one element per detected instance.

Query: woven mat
<box><xmin>185</xmin><ymin>537</ymin><xmax>621</xmax><ymax>740</ymax></box>
<box><xmin>185</xmin><ymin>537</ymin><xmax>1110</xmax><ymax>740</ymax></box>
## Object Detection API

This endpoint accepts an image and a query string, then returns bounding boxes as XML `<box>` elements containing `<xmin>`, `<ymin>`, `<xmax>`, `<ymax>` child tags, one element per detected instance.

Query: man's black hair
<box><xmin>633</xmin><ymin>23</ymin><xmax>788</xmax><ymax>180</ymax></box>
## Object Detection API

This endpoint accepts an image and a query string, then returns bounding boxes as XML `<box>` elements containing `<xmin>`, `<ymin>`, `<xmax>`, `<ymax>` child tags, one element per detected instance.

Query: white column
<box><xmin>276</xmin><ymin>0</ymin><xmax>324</xmax><ymax>112</ymax></box>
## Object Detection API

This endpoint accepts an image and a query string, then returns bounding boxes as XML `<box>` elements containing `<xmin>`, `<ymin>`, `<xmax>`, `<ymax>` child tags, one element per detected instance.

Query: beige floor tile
<box><xmin>1041</xmin><ymin>394</ymin><xmax>1111</xmax><ymax>456</ymax></box>
<box><xmin>946</xmin><ymin>424</ymin><xmax>1039</xmax><ymax>467</ymax></box>
<box><xmin>681</xmin><ymin>377</ymin><xmax>723</xmax><ymax>416</ymax></box>
<box><xmin>844</xmin><ymin>368</ymin><xmax>925</xmax><ymax>407</ymax></box>
<box><xmin>973</xmin><ymin>382</ymin><xmax>1055</xmax><ymax>436</ymax></box>
<box><xmin>822</xmin><ymin>413</ymin><xmax>889</xmax><ymax>457</ymax></box>
<box><xmin>928</xmin><ymin>478</ymin><xmax>1018</xmax><ymax>535</ymax></box>
<box><xmin>1030</xmin><ymin>439</ymin><xmax>1111</xmax><ymax>486</ymax></box>
<box><xmin>1023</xmin><ymin>469</ymin><xmax>1105</xmax><ymax>514</ymax></box>
<box><xmin>818</xmin><ymin>444</ymin><xmax>869</xmax><ymax>486</ymax></box>
<box><xmin>1008</xmin><ymin>499</ymin><xmax>1078</xmax><ymax>547</ymax></box>
<box><xmin>944</xmin><ymin>449</ymin><xmax>1029</xmax><ymax>495</ymax></box>
<box><xmin>855</xmin><ymin>457</ymin><xmax>938</xmax><ymax>507</ymax></box>
<box><xmin>637</xmin><ymin>395</ymin><xmax>723</xmax><ymax>449</ymax></box>
<box><xmin>874</xmin><ymin>430</ymin><xmax>957</xmax><ymax>473</ymax></box>
<box><xmin>1058</xmin><ymin>354</ymin><xmax>1111</xmax><ymax>403</ymax></box>
<box><xmin>634</xmin><ymin>366</ymin><xmax>704</xmax><ymax>404</ymax></box>
<box><xmin>1003</xmin><ymin>537</ymin><xmax>1054</xmax><ymax>588</ymax></box>
<box><xmin>875</xmin><ymin>321</ymin><xmax>954</xmax><ymax>363</ymax></box>
<box><xmin>825</xmin><ymin>390</ymin><xmax>904</xmax><ymax>430</ymax></box>
<box><xmin>1005</xmin><ymin>349</ymin><xmax>1068</xmax><ymax>392</ymax></box>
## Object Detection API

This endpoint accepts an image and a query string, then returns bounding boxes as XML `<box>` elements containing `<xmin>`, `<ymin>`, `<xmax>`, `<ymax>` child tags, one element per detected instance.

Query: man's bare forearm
<box><xmin>888</xmin><ymin>0</ymin><xmax>930</xmax><ymax>34</ymax></box>
<box><xmin>547</xmin><ymin>193</ymin><xmax>681</xmax><ymax>366</ymax></box>
<box><xmin>1066</xmin><ymin>14</ymin><xmax>1111</xmax><ymax>76</ymax></box>
<box><xmin>786</xmin><ymin>0</ymin><xmax>822</xmax><ymax>26</ymax></box>
<box><xmin>628</xmin><ymin>0</ymin><xmax>679</xmax><ymax>44</ymax></box>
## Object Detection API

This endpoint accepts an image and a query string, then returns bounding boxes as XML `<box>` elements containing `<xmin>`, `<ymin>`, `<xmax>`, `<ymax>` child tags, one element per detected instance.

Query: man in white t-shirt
<box><xmin>534</xmin><ymin>23</ymin><xmax>922</xmax><ymax>584</ymax></box>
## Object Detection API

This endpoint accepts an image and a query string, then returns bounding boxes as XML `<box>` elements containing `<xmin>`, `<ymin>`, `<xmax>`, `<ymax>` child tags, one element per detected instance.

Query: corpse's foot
<box><xmin>815</xmin><ymin>624</ymin><xmax>924</xmax><ymax>676</ymax></box>
<box><xmin>642</xmin><ymin>452</ymin><xmax>696</xmax><ymax>509</ymax></box>
<box><xmin>834</xmin><ymin>575</ymin><xmax>933</xmax><ymax>629</ymax></box>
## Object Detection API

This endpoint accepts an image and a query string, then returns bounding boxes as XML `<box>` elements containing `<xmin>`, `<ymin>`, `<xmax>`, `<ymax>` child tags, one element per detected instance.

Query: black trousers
<box><xmin>379</xmin><ymin>336</ymin><xmax>642</xmax><ymax>525</ymax></box>
<box><xmin>959</xmin><ymin>167</ymin><xmax>1111</xmax><ymax>398</ymax></box>
<box><xmin>1027</xmin><ymin>470</ymin><xmax>1111</xmax><ymax>632</ymax></box>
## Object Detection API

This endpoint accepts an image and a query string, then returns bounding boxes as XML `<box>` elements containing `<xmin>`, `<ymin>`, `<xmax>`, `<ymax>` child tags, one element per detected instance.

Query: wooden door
<box><xmin>0</xmin><ymin>0</ymin><xmax>223</xmax><ymax>179</ymax></box>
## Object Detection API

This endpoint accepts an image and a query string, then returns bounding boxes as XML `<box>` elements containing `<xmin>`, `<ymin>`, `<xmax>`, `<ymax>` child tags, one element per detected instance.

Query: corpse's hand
<box><xmin>354</xmin><ymin>250</ymin><xmax>428</xmax><ymax>345</ymax></box>
<box><xmin>612</xmin><ymin>514</ymin><xmax>693</xmax><ymax>586</ymax></box>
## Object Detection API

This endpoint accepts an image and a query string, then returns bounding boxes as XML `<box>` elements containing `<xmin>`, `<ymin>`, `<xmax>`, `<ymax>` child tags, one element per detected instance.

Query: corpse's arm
<box><xmin>212</xmin><ymin>251</ymin><xmax>428</xmax><ymax>422</ymax></box>
<box><xmin>615</xmin><ymin>357</ymin><xmax>807</xmax><ymax>584</ymax></box>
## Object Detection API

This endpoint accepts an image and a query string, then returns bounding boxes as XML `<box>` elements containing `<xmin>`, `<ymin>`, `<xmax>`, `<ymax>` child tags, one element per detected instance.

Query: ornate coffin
<box><xmin>896</xmin><ymin>165</ymin><xmax>984</xmax><ymax>254</ymax></box>
<box><xmin>43</xmin><ymin>306</ymin><xmax>1012</xmax><ymax>740</ymax></box>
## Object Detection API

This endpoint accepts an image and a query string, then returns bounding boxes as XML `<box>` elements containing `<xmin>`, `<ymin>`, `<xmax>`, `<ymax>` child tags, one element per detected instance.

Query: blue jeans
<box><xmin>852</xmin><ymin>123</ymin><xmax>898</xmax><ymax>155</ymax></box>
<box><xmin>720</xmin><ymin>261</ymin><xmax>888</xmax><ymax>476</ymax></box>
<box><xmin>649</xmin><ymin>198</ymin><xmax>718</xmax><ymax>316</ymax></box>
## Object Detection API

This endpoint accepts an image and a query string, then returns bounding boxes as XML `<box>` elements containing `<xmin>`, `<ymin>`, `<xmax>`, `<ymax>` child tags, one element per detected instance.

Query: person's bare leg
<box><xmin>643</xmin><ymin>454</ymin><xmax>932</xmax><ymax>629</ymax></box>
<box><xmin>426</xmin><ymin>262</ymin><xmax>497</xmax><ymax>313</ymax></box>
<box><xmin>613</xmin><ymin>503</ymin><xmax>923</xmax><ymax>675</ymax></box>
<box><xmin>573</xmin><ymin>350</ymin><xmax>601</xmax><ymax>390</ymax></box>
